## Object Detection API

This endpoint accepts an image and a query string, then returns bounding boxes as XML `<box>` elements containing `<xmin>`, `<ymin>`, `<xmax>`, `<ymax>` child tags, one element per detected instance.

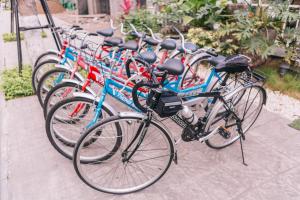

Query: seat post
<box><xmin>220</xmin><ymin>73</ymin><xmax>230</xmax><ymax>86</ymax></box>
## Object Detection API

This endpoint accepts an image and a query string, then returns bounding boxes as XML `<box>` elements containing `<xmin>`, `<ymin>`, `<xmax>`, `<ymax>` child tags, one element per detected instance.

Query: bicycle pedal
<box><xmin>218</xmin><ymin>126</ymin><xmax>231</xmax><ymax>139</ymax></box>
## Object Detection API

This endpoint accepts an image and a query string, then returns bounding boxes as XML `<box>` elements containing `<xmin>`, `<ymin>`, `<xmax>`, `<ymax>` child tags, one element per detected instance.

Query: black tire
<box><xmin>125</xmin><ymin>58</ymin><xmax>150</xmax><ymax>82</ymax></box>
<box><xmin>32</xmin><ymin>59</ymin><xmax>60</xmax><ymax>92</ymax></box>
<box><xmin>45</xmin><ymin>96</ymin><xmax>116</xmax><ymax>159</ymax></box>
<box><xmin>124</xmin><ymin>51</ymin><xmax>183</xmax><ymax>81</ymax></box>
<box><xmin>34</xmin><ymin>51</ymin><xmax>59</xmax><ymax>68</ymax></box>
<box><xmin>43</xmin><ymin>81</ymin><xmax>92</xmax><ymax>119</ymax></box>
<box><xmin>204</xmin><ymin>85</ymin><xmax>266</xmax><ymax>149</ymax></box>
<box><xmin>36</xmin><ymin>67</ymin><xmax>80</xmax><ymax>107</ymax></box>
<box><xmin>132</xmin><ymin>81</ymin><xmax>154</xmax><ymax>113</ymax></box>
<box><xmin>180</xmin><ymin>57</ymin><xmax>212</xmax><ymax>90</ymax></box>
<box><xmin>73</xmin><ymin>115</ymin><xmax>174</xmax><ymax>194</ymax></box>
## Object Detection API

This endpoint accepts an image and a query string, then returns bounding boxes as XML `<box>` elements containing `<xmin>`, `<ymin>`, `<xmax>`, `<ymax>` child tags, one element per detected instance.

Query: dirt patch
<box><xmin>18</xmin><ymin>0</ymin><xmax>64</xmax><ymax>16</ymax></box>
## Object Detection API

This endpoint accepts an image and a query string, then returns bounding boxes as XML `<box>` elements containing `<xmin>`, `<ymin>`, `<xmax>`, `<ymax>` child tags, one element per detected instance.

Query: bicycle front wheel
<box><xmin>204</xmin><ymin>85</ymin><xmax>266</xmax><ymax>149</ymax></box>
<box><xmin>73</xmin><ymin>115</ymin><xmax>175</xmax><ymax>194</ymax></box>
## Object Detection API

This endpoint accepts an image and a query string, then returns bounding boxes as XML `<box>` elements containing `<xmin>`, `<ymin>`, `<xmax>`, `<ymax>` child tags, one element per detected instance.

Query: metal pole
<box><xmin>39</xmin><ymin>0</ymin><xmax>62</xmax><ymax>50</ymax></box>
<box><xmin>14</xmin><ymin>0</ymin><xmax>22</xmax><ymax>75</ymax></box>
<box><xmin>10</xmin><ymin>0</ymin><xmax>14</xmax><ymax>33</ymax></box>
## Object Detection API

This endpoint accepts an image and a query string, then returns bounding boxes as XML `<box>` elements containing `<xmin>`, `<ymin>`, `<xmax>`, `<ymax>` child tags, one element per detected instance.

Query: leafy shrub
<box><xmin>2</xmin><ymin>32</ymin><xmax>24</xmax><ymax>42</ymax></box>
<box><xmin>123</xmin><ymin>9</ymin><xmax>161</xmax><ymax>33</ymax></box>
<box><xmin>0</xmin><ymin>66</ymin><xmax>34</xmax><ymax>100</ymax></box>
<box><xmin>187</xmin><ymin>27</ymin><xmax>239</xmax><ymax>55</ymax></box>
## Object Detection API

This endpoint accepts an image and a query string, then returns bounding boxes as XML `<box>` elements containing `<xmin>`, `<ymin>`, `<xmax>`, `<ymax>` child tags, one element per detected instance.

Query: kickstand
<box><xmin>239</xmin><ymin>134</ymin><xmax>248</xmax><ymax>166</ymax></box>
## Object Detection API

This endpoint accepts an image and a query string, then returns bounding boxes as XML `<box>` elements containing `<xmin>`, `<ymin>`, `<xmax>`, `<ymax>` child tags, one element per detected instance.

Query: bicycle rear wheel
<box><xmin>204</xmin><ymin>85</ymin><xmax>266</xmax><ymax>149</ymax></box>
<box><xmin>73</xmin><ymin>115</ymin><xmax>174</xmax><ymax>194</ymax></box>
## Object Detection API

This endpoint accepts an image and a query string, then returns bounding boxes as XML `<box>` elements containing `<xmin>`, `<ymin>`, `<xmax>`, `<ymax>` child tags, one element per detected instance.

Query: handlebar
<box><xmin>172</xmin><ymin>26</ymin><xmax>192</xmax><ymax>54</ymax></box>
<box><xmin>143</xmin><ymin>25</ymin><xmax>162</xmax><ymax>42</ymax></box>
<box><xmin>129</xmin><ymin>23</ymin><xmax>144</xmax><ymax>38</ymax></box>
<box><xmin>109</xmin><ymin>18</ymin><xmax>131</xmax><ymax>35</ymax></box>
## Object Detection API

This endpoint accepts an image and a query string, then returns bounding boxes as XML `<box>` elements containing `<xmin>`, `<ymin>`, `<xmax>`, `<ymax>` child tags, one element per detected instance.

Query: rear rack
<box><xmin>252</xmin><ymin>70</ymin><xmax>266</xmax><ymax>84</ymax></box>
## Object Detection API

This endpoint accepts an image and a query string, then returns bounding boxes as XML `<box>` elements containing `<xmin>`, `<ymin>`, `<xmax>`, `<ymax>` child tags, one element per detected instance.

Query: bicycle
<box><xmin>73</xmin><ymin>54</ymin><xmax>266</xmax><ymax>194</ymax></box>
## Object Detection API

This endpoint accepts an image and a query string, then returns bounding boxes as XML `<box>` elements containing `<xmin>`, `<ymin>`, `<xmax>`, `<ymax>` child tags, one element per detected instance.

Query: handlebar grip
<box><xmin>74</xmin><ymin>27</ymin><xmax>83</xmax><ymax>31</ymax></box>
<box><xmin>71</xmin><ymin>25</ymin><xmax>80</xmax><ymax>28</ymax></box>
<box><xmin>88</xmin><ymin>32</ymin><xmax>98</xmax><ymax>36</ymax></box>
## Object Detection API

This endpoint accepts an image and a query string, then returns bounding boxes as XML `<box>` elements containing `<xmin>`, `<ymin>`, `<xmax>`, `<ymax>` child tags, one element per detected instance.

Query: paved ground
<box><xmin>1</xmin><ymin>96</ymin><xmax>300</xmax><ymax>200</ymax></box>
<box><xmin>1</xmin><ymin>9</ymin><xmax>300</xmax><ymax>200</ymax></box>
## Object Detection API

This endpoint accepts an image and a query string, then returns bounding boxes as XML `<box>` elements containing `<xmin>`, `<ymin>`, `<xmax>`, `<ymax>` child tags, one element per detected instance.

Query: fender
<box><xmin>229</xmin><ymin>83</ymin><xmax>267</xmax><ymax>105</ymax></box>
<box><xmin>118</xmin><ymin>112</ymin><xmax>177</xmax><ymax>156</ymax></box>
<box><xmin>209</xmin><ymin>84</ymin><xmax>266</xmax><ymax>122</ymax></box>
<box><xmin>54</xmin><ymin>64</ymin><xmax>85</xmax><ymax>82</ymax></box>
<box><xmin>50</xmin><ymin>56</ymin><xmax>73</xmax><ymax>69</ymax></box>
<box><xmin>125</xmin><ymin>56</ymin><xmax>151</xmax><ymax>69</ymax></box>
<box><xmin>61</xmin><ymin>79</ymin><xmax>97</xmax><ymax>97</ymax></box>
<box><xmin>188</xmin><ymin>52</ymin><xmax>212</xmax><ymax>66</ymax></box>
<box><xmin>169</xmin><ymin>49</ymin><xmax>181</xmax><ymax>59</ymax></box>
<box><xmin>118</xmin><ymin>111</ymin><xmax>146</xmax><ymax>119</ymax></box>
<box><xmin>72</xmin><ymin>92</ymin><xmax>118</xmax><ymax>116</ymax></box>
<box><xmin>45</xmin><ymin>49</ymin><xmax>60</xmax><ymax>55</ymax></box>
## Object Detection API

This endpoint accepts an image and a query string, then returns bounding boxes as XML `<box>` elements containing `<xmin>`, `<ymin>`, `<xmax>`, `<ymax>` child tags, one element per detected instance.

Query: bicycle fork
<box><xmin>121</xmin><ymin>112</ymin><xmax>153</xmax><ymax>163</ymax></box>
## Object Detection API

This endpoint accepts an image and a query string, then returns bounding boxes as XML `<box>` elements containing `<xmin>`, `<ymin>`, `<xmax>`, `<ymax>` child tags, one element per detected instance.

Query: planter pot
<box><xmin>227</xmin><ymin>3</ymin><xmax>248</xmax><ymax>12</ymax></box>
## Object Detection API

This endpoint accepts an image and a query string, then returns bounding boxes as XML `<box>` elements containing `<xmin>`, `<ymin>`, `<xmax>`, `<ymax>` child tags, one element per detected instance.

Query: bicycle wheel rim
<box><xmin>74</xmin><ymin>116</ymin><xmax>174</xmax><ymax>194</ymax></box>
<box><xmin>205</xmin><ymin>85</ymin><xmax>265</xmax><ymax>149</ymax></box>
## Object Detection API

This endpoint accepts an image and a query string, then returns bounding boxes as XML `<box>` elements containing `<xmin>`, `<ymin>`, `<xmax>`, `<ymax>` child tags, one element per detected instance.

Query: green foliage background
<box><xmin>0</xmin><ymin>66</ymin><xmax>34</xmax><ymax>100</ymax></box>
<box><xmin>2</xmin><ymin>32</ymin><xmax>24</xmax><ymax>42</ymax></box>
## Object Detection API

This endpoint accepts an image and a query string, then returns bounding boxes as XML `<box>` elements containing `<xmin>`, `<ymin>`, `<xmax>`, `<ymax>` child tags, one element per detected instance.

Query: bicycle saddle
<box><xmin>208</xmin><ymin>55</ymin><xmax>226</xmax><ymax>66</ymax></box>
<box><xmin>177</xmin><ymin>42</ymin><xmax>199</xmax><ymax>53</ymax></box>
<box><xmin>103</xmin><ymin>37</ymin><xmax>123</xmax><ymax>46</ymax></box>
<box><xmin>119</xmin><ymin>40</ymin><xmax>139</xmax><ymax>51</ymax></box>
<box><xmin>143</xmin><ymin>37</ymin><xmax>159</xmax><ymax>46</ymax></box>
<box><xmin>215</xmin><ymin>55</ymin><xmax>249</xmax><ymax>73</ymax></box>
<box><xmin>139</xmin><ymin>51</ymin><xmax>157</xmax><ymax>64</ymax></box>
<box><xmin>97</xmin><ymin>28</ymin><xmax>114</xmax><ymax>37</ymax></box>
<box><xmin>157</xmin><ymin>59</ymin><xmax>184</xmax><ymax>75</ymax></box>
<box><xmin>160</xmin><ymin>39</ymin><xmax>177</xmax><ymax>50</ymax></box>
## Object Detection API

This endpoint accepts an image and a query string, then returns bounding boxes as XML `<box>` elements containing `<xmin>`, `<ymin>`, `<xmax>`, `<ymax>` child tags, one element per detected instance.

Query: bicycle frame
<box><xmin>86</xmin><ymin>76</ymin><xmax>147</xmax><ymax>128</ymax></box>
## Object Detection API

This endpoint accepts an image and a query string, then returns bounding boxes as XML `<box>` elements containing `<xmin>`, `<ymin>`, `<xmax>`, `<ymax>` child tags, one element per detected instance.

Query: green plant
<box><xmin>123</xmin><ymin>9</ymin><xmax>161</xmax><ymax>33</ymax></box>
<box><xmin>41</xmin><ymin>30</ymin><xmax>47</xmax><ymax>38</ymax></box>
<box><xmin>259</xmin><ymin>66</ymin><xmax>300</xmax><ymax>99</ymax></box>
<box><xmin>187</xmin><ymin>27</ymin><xmax>240</xmax><ymax>55</ymax></box>
<box><xmin>289</xmin><ymin>118</ymin><xmax>300</xmax><ymax>131</ymax></box>
<box><xmin>2</xmin><ymin>32</ymin><xmax>24</xmax><ymax>42</ymax></box>
<box><xmin>275</xmin><ymin>27</ymin><xmax>300</xmax><ymax>64</ymax></box>
<box><xmin>268</xmin><ymin>1</ymin><xmax>300</xmax><ymax>23</ymax></box>
<box><xmin>0</xmin><ymin>66</ymin><xmax>34</xmax><ymax>100</ymax></box>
